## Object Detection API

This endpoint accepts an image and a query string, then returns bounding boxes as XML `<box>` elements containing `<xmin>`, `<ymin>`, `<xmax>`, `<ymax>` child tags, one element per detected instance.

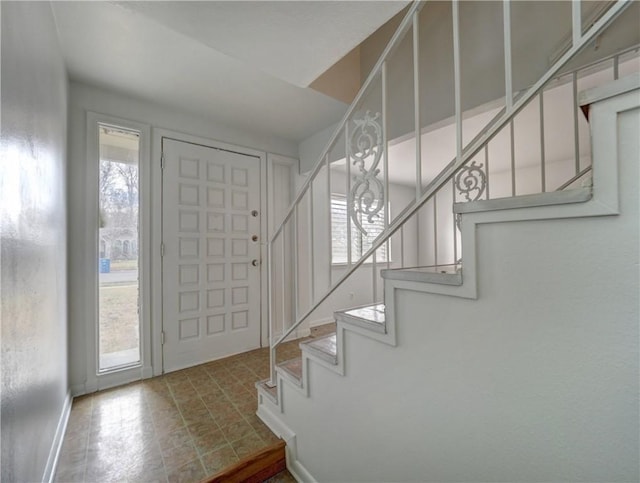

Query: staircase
<box><xmin>257</xmin><ymin>1</ymin><xmax>639</xmax><ymax>480</ymax></box>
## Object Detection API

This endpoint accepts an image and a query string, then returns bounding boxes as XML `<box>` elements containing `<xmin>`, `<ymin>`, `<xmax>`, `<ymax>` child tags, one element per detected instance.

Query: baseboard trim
<box><xmin>256</xmin><ymin>405</ymin><xmax>318</xmax><ymax>482</ymax></box>
<box><xmin>309</xmin><ymin>317</ymin><xmax>334</xmax><ymax>328</ymax></box>
<box><xmin>43</xmin><ymin>391</ymin><xmax>72</xmax><ymax>483</ymax></box>
<box><xmin>70</xmin><ymin>383</ymin><xmax>86</xmax><ymax>397</ymax></box>
<box><xmin>287</xmin><ymin>456</ymin><xmax>317</xmax><ymax>483</ymax></box>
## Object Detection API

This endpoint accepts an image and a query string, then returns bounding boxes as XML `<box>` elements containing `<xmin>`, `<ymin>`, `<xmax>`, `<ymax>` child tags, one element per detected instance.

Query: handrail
<box><xmin>267</xmin><ymin>0</ymin><xmax>632</xmax><ymax>384</ymax></box>
<box><xmin>556</xmin><ymin>166</ymin><xmax>593</xmax><ymax>192</ymax></box>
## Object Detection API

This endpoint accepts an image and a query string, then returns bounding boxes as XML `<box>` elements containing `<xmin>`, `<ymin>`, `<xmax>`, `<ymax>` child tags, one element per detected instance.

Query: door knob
<box><xmin>251</xmin><ymin>259</ymin><xmax>260</xmax><ymax>267</ymax></box>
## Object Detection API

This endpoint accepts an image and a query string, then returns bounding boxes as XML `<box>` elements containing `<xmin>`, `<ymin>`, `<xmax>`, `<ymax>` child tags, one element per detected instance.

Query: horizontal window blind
<box><xmin>331</xmin><ymin>194</ymin><xmax>388</xmax><ymax>264</ymax></box>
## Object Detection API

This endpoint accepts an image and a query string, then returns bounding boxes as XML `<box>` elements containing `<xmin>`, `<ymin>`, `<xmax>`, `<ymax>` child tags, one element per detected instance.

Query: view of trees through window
<box><xmin>98</xmin><ymin>124</ymin><xmax>141</xmax><ymax>372</ymax></box>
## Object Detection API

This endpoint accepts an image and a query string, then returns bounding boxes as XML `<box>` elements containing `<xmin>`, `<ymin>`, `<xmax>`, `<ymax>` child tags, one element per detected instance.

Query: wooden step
<box><xmin>335</xmin><ymin>304</ymin><xmax>386</xmax><ymax>334</ymax></box>
<box><xmin>301</xmin><ymin>332</ymin><xmax>337</xmax><ymax>365</ymax></box>
<box><xmin>201</xmin><ymin>440</ymin><xmax>286</xmax><ymax>483</ymax></box>
<box><xmin>256</xmin><ymin>379</ymin><xmax>278</xmax><ymax>404</ymax></box>
<box><xmin>277</xmin><ymin>357</ymin><xmax>303</xmax><ymax>387</ymax></box>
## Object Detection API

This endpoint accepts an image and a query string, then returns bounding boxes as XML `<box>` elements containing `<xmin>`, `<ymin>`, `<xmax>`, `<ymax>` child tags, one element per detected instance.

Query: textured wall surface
<box><xmin>1</xmin><ymin>2</ymin><xmax>69</xmax><ymax>481</ymax></box>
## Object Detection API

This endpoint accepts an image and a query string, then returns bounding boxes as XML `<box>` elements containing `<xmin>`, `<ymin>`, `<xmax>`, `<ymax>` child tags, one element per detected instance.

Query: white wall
<box><xmin>276</xmin><ymin>85</ymin><xmax>640</xmax><ymax>482</ymax></box>
<box><xmin>0</xmin><ymin>3</ymin><xmax>69</xmax><ymax>481</ymax></box>
<box><xmin>67</xmin><ymin>82</ymin><xmax>298</xmax><ymax>391</ymax></box>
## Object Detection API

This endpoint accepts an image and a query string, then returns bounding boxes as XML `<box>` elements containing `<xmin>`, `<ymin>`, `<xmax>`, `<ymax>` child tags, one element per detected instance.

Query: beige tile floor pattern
<box><xmin>55</xmin><ymin>324</ymin><xmax>334</xmax><ymax>483</ymax></box>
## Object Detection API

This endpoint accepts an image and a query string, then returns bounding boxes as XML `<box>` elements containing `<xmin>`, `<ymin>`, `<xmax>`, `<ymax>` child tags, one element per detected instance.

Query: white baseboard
<box><xmin>287</xmin><ymin>455</ymin><xmax>317</xmax><ymax>483</ymax></box>
<box><xmin>70</xmin><ymin>383</ymin><xmax>86</xmax><ymax>397</ymax></box>
<box><xmin>309</xmin><ymin>317</ymin><xmax>334</xmax><ymax>328</ymax></box>
<box><xmin>43</xmin><ymin>391</ymin><xmax>72</xmax><ymax>483</ymax></box>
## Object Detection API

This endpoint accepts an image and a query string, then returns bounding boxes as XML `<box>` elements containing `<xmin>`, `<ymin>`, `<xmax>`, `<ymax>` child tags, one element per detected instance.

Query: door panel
<box><xmin>162</xmin><ymin>138</ymin><xmax>261</xmax><ymax>372</ymax></box>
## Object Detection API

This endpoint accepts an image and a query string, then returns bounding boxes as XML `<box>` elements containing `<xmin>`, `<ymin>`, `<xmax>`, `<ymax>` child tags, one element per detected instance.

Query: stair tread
<box><xmin>256</xmin><ymin>379</ymin><xmax>277</xmax><ymax>401</ymax></box>
<box><xmin>301</xmin><ymin>333</ymin><xmax>337</xmax><ymax>364</ymax></box>
<box><xmin>335</xmin><ymin>303</ymin><xmax>386</xmax><ymax>334</ymax></box>
<box><xmin>342</xmin><ymin>303</ymin><xmax>385</xmax><ymax>323</ymax></box>
<box><xmin>277</xmin><ymin>357</ymin><xmax>303</xmax><ymax>384</ymax></box>
<box><xmin>382</xmin><ymin>265</ymin><xmax>462</xmax><ymax>285</ymax></box>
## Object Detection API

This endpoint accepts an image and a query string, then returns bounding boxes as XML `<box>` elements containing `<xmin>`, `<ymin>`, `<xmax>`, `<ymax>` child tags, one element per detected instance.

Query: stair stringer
<box><xmin>256</xmin><ymin>77</ymin><xmax>639</xmax><ymax>482</ymax></box>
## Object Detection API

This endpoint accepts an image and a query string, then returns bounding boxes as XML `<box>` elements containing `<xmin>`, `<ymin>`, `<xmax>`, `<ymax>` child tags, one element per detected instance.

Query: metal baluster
<box><xmin>573</xmin><ymin>71</ymin><xmax>580</xmax><ymax>175</ymax></box>
<box><xmin>539</xmin><ymin>92</ymin><xmax>546</xmax><ymax>192</ymax></box>
<box><xmin>345</xmin><ymin>122</ymin><xmax>352</xmax><ymax>267</ymax></box>
<box><xmin>400</xmin><ymin>225</ymin><xmax>405</xmax><ymax>268</ymax></box>
<box><xmin>572</xmin><ymin>0</ymin><xmax>582</xmax><ymax>46</ymax></box>
<box><xmin>293</xmin><ymin>204</ymin><xmax>299</xmax><ymax>321</ymax></box>
<box><xmin>453</xmin><ymin>0</ymin><xmax>463</xmax><ymax>163</ymax></box>
<box><xmin>382</xmin><ymin>61</ymin><xmax>391</xmax><ymax>272</ymax></box>
<box><xmin>414</xmin><ymin>12</ymin><xmax>422</xmax><ymax>199</ymax></box>
<box><xmin>433</xmin><ymin>196</ymin><xmax>438</xmax><ymax>266</ymax></box>
<box><xmin>452</xmin><ymin>179</ymin><xmax>458</xmax><ymax>264</ymax></box>
<box><xmin>309</xmin><ymin>184</ymin><xmax>315</xmax><ymax>304</ymax></box>
<box><xmin>326</xmin><ymin>155</ymin><xmax>332</xmax><ymax>287</ymax></box>
<box><xmin>485</xmin><ymin>144</ymin><xmax>490</xmax><ymax>199</ymax></box>
<box><xmin>510</xmin><ymin>120</ymin><xmax>516</xmax><ymax>196</ymax></box>
<box><xmin>503</xmin><ymin>0</ymin><xmax>513</xmax><ymax>112</ymax></box>
<box><xmin>372</xmin><ymin>250</ymin><xmax>378</xmax><ymax>303</ymax></box>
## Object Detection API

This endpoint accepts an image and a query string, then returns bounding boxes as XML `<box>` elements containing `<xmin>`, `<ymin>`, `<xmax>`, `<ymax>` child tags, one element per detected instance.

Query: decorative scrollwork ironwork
<box><xmin>454</xmin><ymin>160</ymin><xmax>487</xmax><ymax>202</ymax></box>
<box><xmin>348</xmin><ymin>111</ymin><xmax>384</xmax><ymax>235</ymax></box>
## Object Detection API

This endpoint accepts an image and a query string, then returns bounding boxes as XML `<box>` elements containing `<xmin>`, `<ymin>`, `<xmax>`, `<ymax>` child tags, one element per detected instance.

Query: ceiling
<box><xmin>51</xmin><ymin>1</ymin><xmax>409</xmax><ymax>143</ymax></box>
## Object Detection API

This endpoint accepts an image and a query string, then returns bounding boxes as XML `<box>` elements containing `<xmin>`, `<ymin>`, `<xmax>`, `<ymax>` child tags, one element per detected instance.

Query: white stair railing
<box><xmin>267</xmin><ymin>0</ymin><xmax>633</xmax><ymax>385</ymax></box>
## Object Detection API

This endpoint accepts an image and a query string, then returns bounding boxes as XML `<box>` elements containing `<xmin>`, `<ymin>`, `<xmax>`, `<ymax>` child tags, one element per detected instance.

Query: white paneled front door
<box><xmin>162</xmin><ymin>138</ymin><xmax>261</xmax><ymax>372</ymax></box>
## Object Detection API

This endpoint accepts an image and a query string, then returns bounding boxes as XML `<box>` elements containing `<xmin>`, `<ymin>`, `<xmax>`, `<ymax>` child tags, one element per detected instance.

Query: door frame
<box><xmin>151</xmin><ymin>129</ymin><xmax>268</xmax><ymax>375</ymax></box>
<box><xmin>85</xmin><ymin>112</ymin><xmax>152</xmax><ymax>392</ymax></box>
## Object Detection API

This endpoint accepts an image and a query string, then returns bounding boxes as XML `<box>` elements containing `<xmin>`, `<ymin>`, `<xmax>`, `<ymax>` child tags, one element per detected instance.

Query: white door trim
<box><xmin>151</xmin><ymin>128</ymin><xmax>268</xmax><ymax>375</ymax></box>
<box><xmin>85</xmin><ymin>112</ymin><xmax>152</xmax><ymax>393</ymax></box>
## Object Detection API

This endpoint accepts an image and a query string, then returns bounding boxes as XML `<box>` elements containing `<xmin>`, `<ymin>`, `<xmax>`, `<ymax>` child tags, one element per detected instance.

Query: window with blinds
<box><xmin>331</xmin><ymin>194</ymin><xmax>389</xmax><ymax>264</ymax></box>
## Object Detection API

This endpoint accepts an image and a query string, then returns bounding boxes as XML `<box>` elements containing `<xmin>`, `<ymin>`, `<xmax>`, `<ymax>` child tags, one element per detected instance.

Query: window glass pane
<box><xmin>331</xmin><ymin>193</ymin><xmax>388</xmax><ymax>264</ymax></box>
<box><xmin>98</xmin><ymin>124</ymin><xmax>141</xmax><ymax>372</ymax></box>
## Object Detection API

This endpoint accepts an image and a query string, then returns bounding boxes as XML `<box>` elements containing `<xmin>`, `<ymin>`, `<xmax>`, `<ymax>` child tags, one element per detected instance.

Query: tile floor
<box><xmin>55</xmin><ymin>324</ymin><xmax>334</xmax><ymax>483</ymax></box>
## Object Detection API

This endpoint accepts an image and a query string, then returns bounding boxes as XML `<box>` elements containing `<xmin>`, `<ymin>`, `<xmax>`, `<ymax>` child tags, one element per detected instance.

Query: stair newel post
<box><xmin>280</xmin><ymin>226</ymin><xmax>287</xmax><ymax>339</ymax></box>
<box><xmin>267</xmin><ymin>233</ymin><xmax>276</xmax><ymax>387</ymax></box>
